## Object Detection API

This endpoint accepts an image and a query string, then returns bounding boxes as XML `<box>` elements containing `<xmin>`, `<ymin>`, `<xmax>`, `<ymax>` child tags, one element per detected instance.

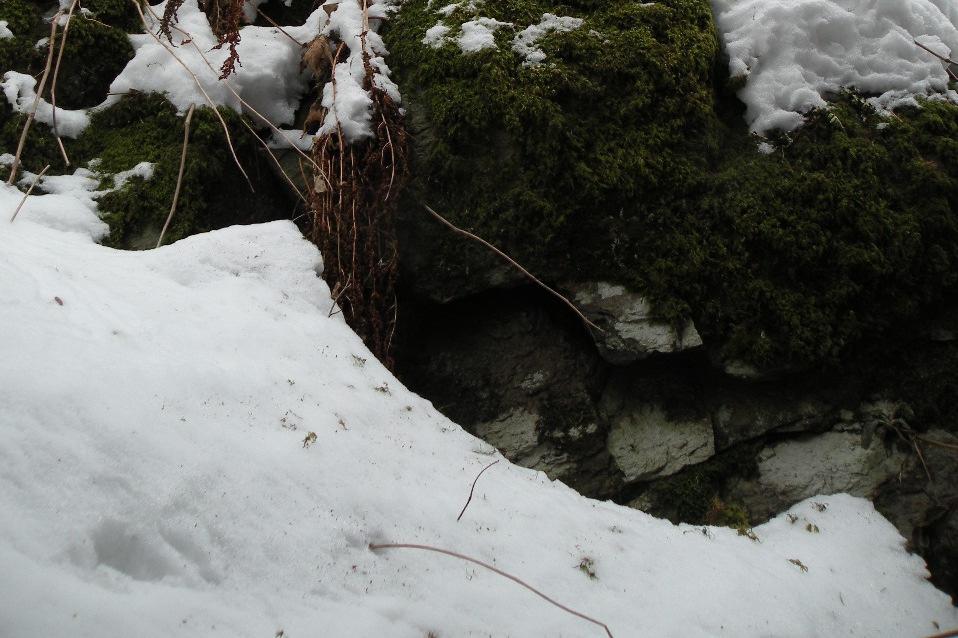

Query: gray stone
<box><xmin>565</xmin><ymin>281</ymin><xmax>702</xmax><ymax>364</ymax></box>
<box><xmin>711</xmin><ymin>391</ymin><xmax>833</xmax><ymax>449</ymax></box>
<box><xmin>727</xmin><ymin>431</ymin><xmax>908</xmax><ymax>522</ymax></box>
<box><xmin>606</xmin><ymin>403</ymin><xmax>714</xmax><ymax>482</ymax></box>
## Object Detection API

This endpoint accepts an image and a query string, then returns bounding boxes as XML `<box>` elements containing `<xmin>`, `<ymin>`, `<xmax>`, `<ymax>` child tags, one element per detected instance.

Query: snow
<box><xmin>457</xmin><ymin>17</ymin><xmax>509</xmax><ymax>52</ymax></box>
<box><xmin>106</xmin><ymin>0</ymin><xmax>322</xmax><ymax>127</ymax></box>
<box><xmin>422</xmin><ymin>23</ymin><xmax>450</xmax><ymax>46</ymax></box>
<box><xmin>1</xmin><ymin>184</ymin><xmax>957</xmax><ymax>637</ymax></box>
<box><xmin>713</xmin><ymin>0</ymin><xmax>958</xmax><ymax>133</ymax></box>
<box><xmin>513</xmin><ymin>14</ymin><xmax>583</xmax><ymax>65</ymax></box>
<box><xmin>2</xmin><ymin>71</ymin><xmax>91</xmax><ymax>138</ymax></box>
<box><xmin>316</xmin><ymin>0</ymin><xmax>401</xmax><ymax>142</ymax></box>
<box><xmin>111</xmin><ymin>161</ymin><xmax>155</xmax><ymax>189</ymax></box>
<box><xmin>0</xmin><ymin>20</ymin><xmax>13</xmax><ymax>40</ymax></box>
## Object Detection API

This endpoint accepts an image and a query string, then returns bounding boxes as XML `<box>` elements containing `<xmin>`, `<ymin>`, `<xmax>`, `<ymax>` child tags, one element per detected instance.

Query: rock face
<box><xmin>566</xmin><ymin>281</ymin><xmax>702</xmax><ymax>364</ymax></box>
<box><xmin>727</xmin><ymin>431</ymin><xmax>909</xmax><ymax>521</ymax></box>
<box><xmin>711</xmin><ymin>388</ymin><xmax>834</xmax><ymax>450</ymax></box>
<box><xmin>605</xmin><ymin>402</ymin><xmax>714</xmax><ymax>482</ymax></box>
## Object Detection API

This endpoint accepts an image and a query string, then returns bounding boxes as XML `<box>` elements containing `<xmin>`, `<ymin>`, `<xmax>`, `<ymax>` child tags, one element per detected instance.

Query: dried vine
<box><xmin>158</xmin><ymin>0</ymin><xmax>244</xmax><ymax>78</ymax></box>
<box><xmin>306</xmin><ymin>19</ymin><xmax>409</xmax><ymax>368</ymax></box>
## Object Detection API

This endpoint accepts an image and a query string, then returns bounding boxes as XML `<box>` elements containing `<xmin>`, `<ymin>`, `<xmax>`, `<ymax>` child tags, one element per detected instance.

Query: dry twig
<box><xmin>423</xmin><ymin>204</ymin><xmax>604</xmax><ymax>334</ymax></box>
<box><xmin>10</xmin><ymin>165</ymin><xmax>51</xmax><ymax>223</ymax></box>
<box><xmin>50</xmin><ymin>0</ymin><xmax>79</xmax><ymax>166</ymax></box>
<box><xmin>256</xmin><ymin>8</ymin><xmax>304</xmax><ymax>47</ymax></box>
<box><xmin>915</xmin><ymin>39</ymin><xmax>958</xmax><ymax>82</ymax></box>
<box><xmin>156</xmin><ymin>104</ymin><xmax>195</xmax><ymax>248</ymax></box>
<box><xmin>369</xmin><ymin>542</ymin><xmax>614</xmax><ymax>638</ymax></box>
<box><xmin>7</xmin><ymin>13</ymin><xmax>62</xmax><ymax>186</ymax></box>
<box><xmin>457</xmin><ymin>459</ymin><xmax>499</xmax><ymax>522</ymax></box>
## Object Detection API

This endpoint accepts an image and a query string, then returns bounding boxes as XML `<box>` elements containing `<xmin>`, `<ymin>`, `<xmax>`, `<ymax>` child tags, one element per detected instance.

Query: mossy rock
<box><xmin>385</xmin><ymin>0</ymin><xmax>721</xmax><ymax>296</ymax></box>
<box><xmin>386</xmin><ymin>0</ymin><xmax>958</xmax><ymax>370</ymax></box>
<box><xmin>80</xmin><ymin>93</ymin><xmax>291</xmax><ymax>249</ymax></box>
<box><xmin>2</xmin><ymin>92</ymin><xmax>292</xmax><ymax>249</ymax></box>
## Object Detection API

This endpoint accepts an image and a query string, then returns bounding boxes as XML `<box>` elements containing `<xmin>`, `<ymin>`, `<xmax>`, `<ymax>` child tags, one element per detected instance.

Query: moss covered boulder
<box><xmin>385</xmin><ymin>0</ymin><xmax>958</xmax><ymax>371</ymax></box>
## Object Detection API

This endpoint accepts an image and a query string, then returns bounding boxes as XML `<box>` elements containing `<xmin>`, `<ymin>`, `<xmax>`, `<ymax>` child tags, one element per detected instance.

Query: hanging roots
<box><xmin>307</xmin><ymin>40</ymin><xmax>409</xmax><ymax>369</ymax></box>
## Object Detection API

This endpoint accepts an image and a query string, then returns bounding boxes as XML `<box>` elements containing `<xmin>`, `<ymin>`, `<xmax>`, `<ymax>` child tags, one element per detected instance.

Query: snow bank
<box><xmin>0</xmin><ymin>187</ymin><xmax>956</xmax><ymax>637</ymax></box>
<box><xmin>2</xmin><ymin>71</ymin><xmax>91</xmax><ymax>138</ymax></box>
<box><xmin>0</xmin><ymin>20</ymin><xmax>13</xmax><ymax>40</ymax></box>
<box><xmin>713</xmin><ymin>0</ymin><xmax>958</xmax><ymax>133</ymax></box>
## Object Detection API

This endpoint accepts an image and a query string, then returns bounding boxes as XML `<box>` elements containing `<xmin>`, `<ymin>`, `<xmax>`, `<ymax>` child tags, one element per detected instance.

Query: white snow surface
<box><xmin>2</xmin><ymin>71</ymin><xmax>91</xmax><ymax>138</ymax></box>
<box><xmin>0</xmin><ymin>20</ymin><xmax>12</xmax><ymax>39</ymax></box>
<box><xmin>106</xmin><ymin>0</ymin><xmax>323</xmax><ymax>127</ymax></box>
<box><xmin>713</xmin><ymin>0</ymin><xmax>958</xmax><ymax>133</ymax></box>
<box><xmin>1</xmin><ymin>188</ymin><xmax>957</xmax><ymax>637</ymax></box>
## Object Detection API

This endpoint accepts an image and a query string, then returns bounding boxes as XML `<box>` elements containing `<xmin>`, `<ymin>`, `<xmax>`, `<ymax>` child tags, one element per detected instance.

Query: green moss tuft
<box><xmin>81</xmin><ymin>0</ymin><xmax>142</xmax><ymax>32</ymax></box>
<box><xmin>0</xmin><ymin>0</ymin><xmax>45</xmax><ymax>76</ymax></box>
<box><xmin>56</xmin><ymin>14</ymin><xmax>134</xmax><ymax>109</ymax></box>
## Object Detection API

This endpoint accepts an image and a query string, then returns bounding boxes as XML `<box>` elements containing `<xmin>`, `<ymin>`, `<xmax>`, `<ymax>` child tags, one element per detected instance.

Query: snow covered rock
<box><xmin>713</xmin><ymin>0</ymin><xmax>958</xmax><ymax>133</ymax></box>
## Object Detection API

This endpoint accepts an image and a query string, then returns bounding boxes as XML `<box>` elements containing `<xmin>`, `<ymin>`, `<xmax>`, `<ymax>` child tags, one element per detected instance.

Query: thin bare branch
<box><xmin>924</xmin><ymin>629</ymin><xmax>958</xmax><ymax>638</ymax></box>
<box><xmin>457</xmin><ymin>459</ymin><xmax>499</xmax><ymax>522</ymax></box>
<box><xmin>256</xmin><ymin>8</ymin><xmax>304</xmax><ymax>47</ymax></box>
<box><xmin>369</xmin><ymin>542</ymin><xmax>614</xmax><ymax>638</ymax></box>
<box><xmin>131</xmin><ymin>0</ymin><xmax>255</xmax><ymax>192</ymax></box>
<box><xmin>7</xmin><ymin>13</ymin><xmax>62</xmax><ymax>186</ymax></box>
<box><xmin>50</xmin><ymin>0</ymin><xmax>79</xmax><ymax>166</ymax></box>
<box><xmin>156</xmin><ymin>104</ymin><xmax>195</xmax><ymax>248</ymax></box>
<box><xmin>423</xmin><ymin>204</ymin><xmax>604</xmax><ymax>333</ymax></box>
<box><xmin>10</xmin><ymin>164</ymin><xmax>51</xmax><ymax>222</ymax></box>
<box><xmin>914</xmin><ymin>39</ymin><xmax>958</xmax><ymax>82</ymax></box>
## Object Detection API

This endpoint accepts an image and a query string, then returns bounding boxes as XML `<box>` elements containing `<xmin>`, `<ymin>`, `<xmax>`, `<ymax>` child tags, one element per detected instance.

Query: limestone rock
<box><xmin>566</xmin><ymin>281</ymin><xmax>702</xmax><ymax>364</ymax></box>
<box><xmin>606</xmin><ymin>403</ymin><xmax>714</xmax><ymax>483</ymax></box>
<box><xmin>711</xmin><ymin>390</ymin><xmax>834</xmax><ymax>450</ymax></box>
<box><xmin>727</xmin><ymin>431</ymin><xmax>908</xmax><ymax>522</ymax></box>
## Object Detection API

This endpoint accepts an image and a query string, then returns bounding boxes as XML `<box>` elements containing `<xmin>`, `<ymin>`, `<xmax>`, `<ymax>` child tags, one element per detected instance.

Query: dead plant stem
<box><xmin>422</xmin><ymin>204</ymin><xmax>604</xmax><ymax>333</ymax></box>
<box><xmin>10</xmin><ymin>165</ymin><xmax>51</xmax><ymax>222</ymax></box>
<box><xmin>7</xmin><ymin>13</ymin><xmax>62</xmax><ymax>186</ymax></box>
<box><xmin>368</xmin><ymin>542</ymin><xmax>614</xmax><ymax>638</ymax></box>
<box><xmin>50</xmin><ymin>0</ymin><xmax>80</xmax><ymax>166</ymax></box>
<box><xmin>156</xmin><ymin>104</ymin><xmax>195</xmax><ymax>248</ymax></box>
<box><xmin>457</xmin><ymin>459</ymin><xmax>499</xmax><ymax>521</ymax></box>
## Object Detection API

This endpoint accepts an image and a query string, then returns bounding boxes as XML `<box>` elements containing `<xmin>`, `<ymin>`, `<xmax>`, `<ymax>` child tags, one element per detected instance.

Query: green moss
<box><xmin>55</xmin><ymin>14</ymin><xmax>134</xmax><ymax>109</ymax></box>
<box><xmin>0</xmin><ymin>0</ymin><xmax>45</xmax><ymax>76</ymax></box>
<box><xmin>388</xmin><ymin>0</ymin><xmax>958</xmax><ymax>369</ymax></box>
<box><xmin>76</xmin><ymin>93</ymin><xmax>289</xmax><ymax>249</ymax></box>
<box><xmin>629</xmin><ymin>442</ymin><xmax>760</xmax><ymax>524</ymax></box>
<box><xmin>386</xmin><ymin>0</ymin><xmax>721</xmax><ymax>288</ymax></box>
<box><xmin>81</xmin><ymin>0</ymin><xmax>142</xmax><ymax>32</ymax></box>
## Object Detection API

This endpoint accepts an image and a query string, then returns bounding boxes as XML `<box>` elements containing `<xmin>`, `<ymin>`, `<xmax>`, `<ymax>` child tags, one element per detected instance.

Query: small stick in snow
<box><xmin>156</xmin><ymin>104</ymin><xmax>195</xmax><ymax>248</ymax></box>
<box><xmin>457</xmin><ymin>459</ymin><xmax>499</xmax><ymax>522</ymax></box>
<box><xmin>368</xmin><ymin>542</ymin><xmax>614</xmax><ymax>638</ymax></box>
<box><xmin>256</xmin><ymin>8</ymin><xmax>304</xmax><ymax>47</ymax></box>
<box><xmin>924</xmin><ymin>629</ymin><xmax>958</xmax><ymax>638</ymax></box>
<box><xmin>50</xmin><ymin>0</ymin><xmax>80</xmax><ymax>166</ymax></box>
<box><xmin>10</xmin><ymin>165</ymin><xmax>51</xmax><ymax>222</ymax></box>
<box><xmin>7</xmin><ymin>12</ymin><xmax>62</xmax><ymax>186</ymax></box>
<box><xmin>131</xmin><ymin>0</ymin><xmax>255</xmax><ymax>192</ymax></box>
<box><xmin>422</xmin><ymin>204</ymin><xmax>604</xmax><ymax>334</ymax></box>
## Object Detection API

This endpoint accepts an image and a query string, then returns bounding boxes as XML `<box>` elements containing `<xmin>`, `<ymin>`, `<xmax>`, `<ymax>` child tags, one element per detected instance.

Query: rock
<box><xmin>565</xmin><ymin>281</ymin><xmax>702</xmax><ymax>364</ymax></box>
<box><xmin>711</xmin><ymin>388</ymin><xmax>834</xmax><ymax>450</ymax></box>
<box><xmin>727</xmin><ymin>431</ymin><xmax>909</xmax><ymax>522</ymax></box>
<box><xmin>603</xmin><ymin>399</ymin><xmax>714</xmax><ymax>483</ymax></box>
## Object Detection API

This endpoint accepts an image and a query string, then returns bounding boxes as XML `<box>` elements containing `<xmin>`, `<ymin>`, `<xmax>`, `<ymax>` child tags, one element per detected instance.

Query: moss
<box><xmin>0</xmin><ymin>0</ymin><xmax>45</xmax><ymax>76</ymax></box>
<box><xmin>75</xmin><ymin>93</ymin><xmax>290</xmax><ymax>249</ymax></box>
<box><xmin>386</xmin><ymin>0</ymin><xmax>721</xmax><ymax>289</ymax></box>
<box><xmin>55</xmin><ymin>13</ymin><xmax>135</xmax><ymax>109</ymax></box>
<box><xmin>388</xmin><ymin>0</ymin><xmax>958</xmax><ymax>369</ymax></box>
<box><xmin>633</xmin><ymin>442</ymin><xmax>760</xmax><ymax>524</ymax></box>
<box><xmin>81</xmin><ymin>0</ymin><xmax>142</xmax><ymax>32</ymax></box>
